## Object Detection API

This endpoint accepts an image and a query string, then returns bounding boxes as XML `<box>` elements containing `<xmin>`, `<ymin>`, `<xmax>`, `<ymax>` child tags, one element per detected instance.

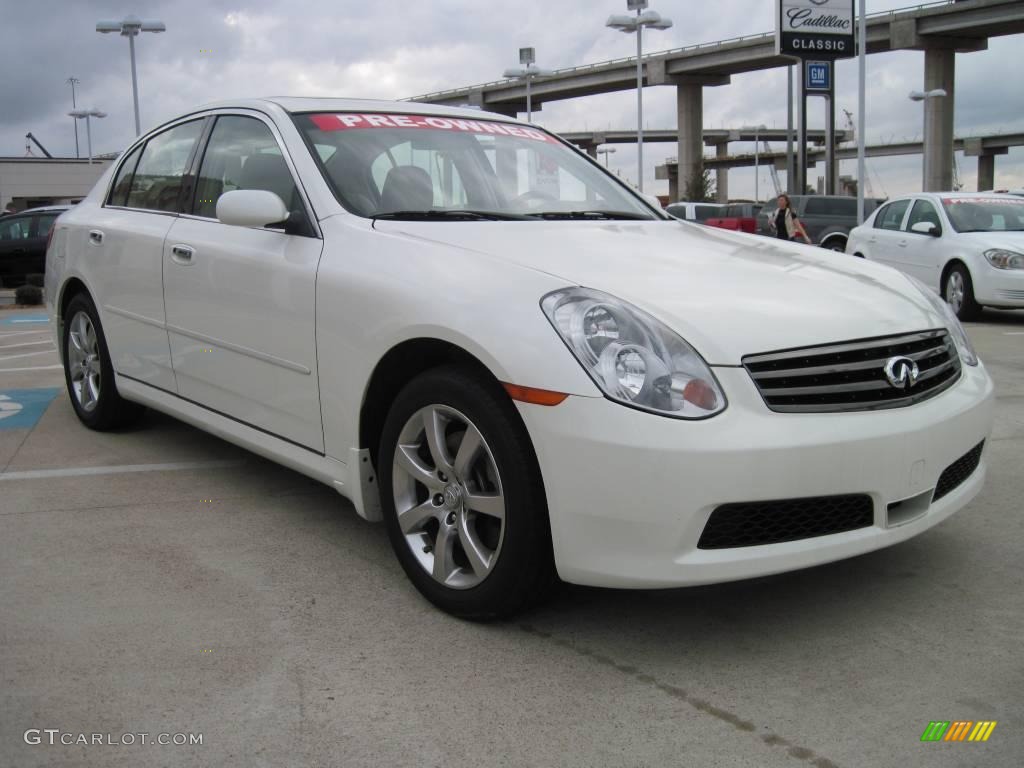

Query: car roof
<box><xmin>188</xmin><ymin>97</ymin><xmax>528</xmax><ymax>124</ymax></box>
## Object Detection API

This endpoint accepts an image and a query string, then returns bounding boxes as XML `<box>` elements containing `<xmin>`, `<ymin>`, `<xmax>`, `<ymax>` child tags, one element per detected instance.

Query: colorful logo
<box><xmin>921</xmin><ymin>721</ymin><xmax>997</xmax><ymax>742</ymax></box>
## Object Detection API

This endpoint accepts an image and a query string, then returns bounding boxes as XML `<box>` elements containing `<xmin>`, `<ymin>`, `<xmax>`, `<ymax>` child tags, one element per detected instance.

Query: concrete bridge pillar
<box><xmin>964</xmin><ymin>138</ymin><xmax>1007</xmax><ymax>191</ymax></box>
<box><xmin>922</xmin><ymin>48</ymin><xmax>956</xmax><ymax>192</ymax></box>
<box><xmin>676</xmin><ymin>84</ymin><xmax>703</xmax><ymax>201</ymax></box>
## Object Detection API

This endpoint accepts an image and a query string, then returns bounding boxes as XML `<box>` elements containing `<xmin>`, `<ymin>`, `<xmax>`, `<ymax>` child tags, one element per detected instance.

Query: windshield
<box><xmin>294</xmin><ymin>112</ymin><xmax>657</xmax><ymax>220</ymax></box>
<box><xmin>941</xmin><ymin>197</ymin><xmax>1024</xmax><ymax>233</ymax></box>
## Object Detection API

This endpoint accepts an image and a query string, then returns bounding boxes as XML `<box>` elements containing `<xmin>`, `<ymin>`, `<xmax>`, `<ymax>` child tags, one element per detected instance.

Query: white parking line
<box><xmin>1004</xmin><ymin>331</ymin><xmax>1024</xmax><ymax>336</ymax></box>
<box><xmin>0</xmin><ymin>365</ymin><xmax>64</xmax><ymax>372</ymax></box>
<box><xmin>0</xmin><ymin>340</ymin><xmax>54</xmax><ymax>350</ymax></box>
<box><xmin>0</xmin><ymin>350</ymin><xmax>54</xmax><ymax>363</ymax></box>
<box><xmin>0</xmin><ymin>330</ymin><xmax>48</xmax><ymax>339</ymax></box>
<box><xmin>0</xmin><ymin>459</ymin><xmax>245</xmax><ymax>481</ymax></box>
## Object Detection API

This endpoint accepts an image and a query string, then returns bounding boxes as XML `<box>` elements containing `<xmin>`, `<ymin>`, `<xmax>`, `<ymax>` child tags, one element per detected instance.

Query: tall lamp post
<box><xmin>910</xmin><ymin>88</ymin><xmax>948</xmax><ymax>192</ymax></box>
<box><xmin>68</xmin><ymin>109</ymin><xmax>107</xmax><ymax>164</ymax></box>
<box><xmin>743</xmin><ymin>124</ymin><xmax>768</xmax><ymax>202</ymax></box>
<box><xmin>96</xmin><ymin>15</ymin><xmax>166</xmax><ymax>136</ymax></box>
<box><xmin>67</xmin><ymin>77</ymin><xmax>81</xmax><ymax>158</ymax></box>
<box><xmin>597</xmin><ymin>146</ymin><xmax>617</xmax><ymax>167</ymax></box>
<box><xmin>607</xmin><ymin>0</ymin><xmax>673</xmax><ymax>193</ymax></box>
<box><xmin>502</xmin><ymin>48</ymin><xmax>553</xmax><ymax>123</ymax></box>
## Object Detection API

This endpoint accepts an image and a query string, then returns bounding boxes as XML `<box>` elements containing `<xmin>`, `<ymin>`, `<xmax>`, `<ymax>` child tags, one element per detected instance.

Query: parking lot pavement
<box><xmin>1</xmin><ymin>306</ymin><xmax>1022</xmax><ymax>768</ymax></box>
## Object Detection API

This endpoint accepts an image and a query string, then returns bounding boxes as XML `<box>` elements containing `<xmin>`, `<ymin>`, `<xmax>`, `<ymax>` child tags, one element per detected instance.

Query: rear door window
<box><xmin>874</xmin><ymin>200</ymin><xmax>911</xmax><ymax>231</ymax></box>
<box><xmin>126</xmin><ymin>120</ymin><xmax>204</xmax><ymax>213</ymax></box>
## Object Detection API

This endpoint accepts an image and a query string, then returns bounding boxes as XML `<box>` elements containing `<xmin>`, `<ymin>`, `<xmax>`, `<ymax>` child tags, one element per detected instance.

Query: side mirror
<box><xmin>216</xmin><ymin>189</ymin><xmax>289</xmax><ymax>229</ymax></box>
<box><xmin>910</xmin><ymin>221</ymin><xmax>939</xmax><ymax>236</ymax></box>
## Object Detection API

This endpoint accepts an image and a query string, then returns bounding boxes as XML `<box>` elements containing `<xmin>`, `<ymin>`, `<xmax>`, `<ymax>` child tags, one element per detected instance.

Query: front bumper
<box><xmin>973</xmin><ymin>262</ymin><xmax>1024</xmax><ymax>307</ymax></box>
<box><xmin>518</xmin><ymin>361</ymin><xmax>994</xmax><ymax>588</ymax></box>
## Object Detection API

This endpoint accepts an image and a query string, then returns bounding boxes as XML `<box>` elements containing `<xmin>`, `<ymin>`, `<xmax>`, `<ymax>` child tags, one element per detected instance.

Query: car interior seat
<box><xmin>378</xmin><ymin>166</ymin><xmax>434</xmax><ymax>214</ymax></box>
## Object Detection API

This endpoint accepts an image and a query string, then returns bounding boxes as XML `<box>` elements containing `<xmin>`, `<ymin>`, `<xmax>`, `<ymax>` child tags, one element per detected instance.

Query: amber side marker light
<box><xmin>502</xmin><ymin>383</ymin><xmax>569</xmax><ymax>406</ymax></box>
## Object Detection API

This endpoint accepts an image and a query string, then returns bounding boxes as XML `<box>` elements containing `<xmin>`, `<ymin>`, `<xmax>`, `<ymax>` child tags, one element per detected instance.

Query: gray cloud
<box><xmin>2</xmin><ymin>1</ymin><xmax>1020</xmax><ymax>198</ymax></box>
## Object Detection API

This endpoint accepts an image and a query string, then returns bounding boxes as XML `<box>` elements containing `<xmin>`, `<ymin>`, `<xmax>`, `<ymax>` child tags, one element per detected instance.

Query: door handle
<box><xmin>898</xmin><ymin>240</ymin><xmax>908</xmax><ymax>248</ymax></box>
<box><xmin>170</xmin><ymin>244</ymin><xmax>195</xmax><ymax>265</ymax></box>
<box><xmin>88</xmin><ymin>229</ymin><xmax>104</xmax><ymax>245</ymax></box>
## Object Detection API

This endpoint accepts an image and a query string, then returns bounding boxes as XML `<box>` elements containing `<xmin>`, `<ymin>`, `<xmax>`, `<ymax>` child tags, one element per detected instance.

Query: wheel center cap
<box><xmin>443</xmin><ymin>483</ymin><xmax>463</xmax><ymax>509</ymax></box>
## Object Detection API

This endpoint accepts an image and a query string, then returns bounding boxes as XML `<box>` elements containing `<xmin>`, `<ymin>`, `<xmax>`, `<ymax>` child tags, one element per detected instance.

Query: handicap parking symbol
<box><xmin>0</xmin><ymin>389</ymin><xmax>60</xmax><ymax>430</ymax></box>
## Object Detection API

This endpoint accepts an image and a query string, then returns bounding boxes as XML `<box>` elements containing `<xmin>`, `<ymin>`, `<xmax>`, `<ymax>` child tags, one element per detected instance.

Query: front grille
<box><xmin>933</xmin><ymin>441</ymin><xmax>985</xmax><ymax>501</ymax></box>
<box><xmin>743</xmin><ymin>330</ymin><xmax>961</xmax><ymax>413</ymax></box>
<box><xmin>697</xmin><ymin>494</ymin><xmax>874</xmax><ymax>549</ymax></box>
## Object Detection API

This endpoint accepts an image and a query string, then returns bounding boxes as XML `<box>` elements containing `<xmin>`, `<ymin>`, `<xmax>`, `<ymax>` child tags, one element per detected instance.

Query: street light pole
<box><xmin>856</xmin><ymin>0</ymin><xmax>866</xmax><ymax>223</ymax></box>
<box><xmin>502</xmin><ymin>48</ymin><xmax>553</xmax><ymax>124</ymax></box>
<box><xmin>67</xmin><ymin>77</ymin><xmax>81</xmax><ymax>158</ymax></box>
<box><xmin>607</xmin><ymin>1</ymin><xmax>673</xmax><ymax>193</ymax></box>
<box><xmin>598</xmin><ymin>146</ymin><xmax>617</xmax><ymax>167</ymax></box>
<box><xmin>96</xmin><ymin>16</ymin><xmax>166</xmax><ymax>136</ymax></box>
<box><xmin>69</xmin><ymin>109</ymin><xmax>107</xmax><ymax>164</ymax></box>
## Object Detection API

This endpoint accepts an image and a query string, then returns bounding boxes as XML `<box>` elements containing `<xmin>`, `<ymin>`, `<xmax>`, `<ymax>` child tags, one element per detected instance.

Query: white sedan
<box><xmin>46</xmin><ymin>99</ymin><xmax>994</xmax><ymax>618</ymax></box>
<box><xmin>846</xmin><ymin>192</ymin><xmax>1024</xmax><ymax>320</ymax></box>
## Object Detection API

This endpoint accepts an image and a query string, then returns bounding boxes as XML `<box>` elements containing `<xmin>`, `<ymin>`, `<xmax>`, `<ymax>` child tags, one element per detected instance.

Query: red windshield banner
<box><xmin>308</xmin><ymin>113</ymin><xmax>558</xmax><ymax>143</ymax></box>
<box><xmin>942</xmin><ymin>197</ymin><xmax>1024</xmax><ymax>206</ymax></box>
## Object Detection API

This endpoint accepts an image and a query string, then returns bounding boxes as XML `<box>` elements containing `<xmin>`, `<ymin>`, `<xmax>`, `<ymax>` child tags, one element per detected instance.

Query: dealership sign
<box><xmin>776</xmin><ymin>0</ymin><xmax>855</xmax><ymax>59</ymax></box>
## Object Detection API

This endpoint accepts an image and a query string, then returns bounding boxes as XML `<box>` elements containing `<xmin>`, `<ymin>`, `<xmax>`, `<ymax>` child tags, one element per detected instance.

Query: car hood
<box><xmin>372</xmin><ymin>219</ymin><xmax>947</xmax><ymax>365</ymax></box>
<box><xmin>956</xmin><ymin>231</ymin><xmax>1024</xmax><ymax>251</ymax></box>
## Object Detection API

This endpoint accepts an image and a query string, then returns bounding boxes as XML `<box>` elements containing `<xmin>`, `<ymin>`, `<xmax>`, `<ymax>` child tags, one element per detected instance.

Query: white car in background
<box><xmin>846</xmin><ymin>192</ymin><xmax>1024</xmax><ymax>320</ymax></box>
<box><xmin>46</xmin><ymin>98</ymin><xmax>994</xmax><ymax>619</ymax></box>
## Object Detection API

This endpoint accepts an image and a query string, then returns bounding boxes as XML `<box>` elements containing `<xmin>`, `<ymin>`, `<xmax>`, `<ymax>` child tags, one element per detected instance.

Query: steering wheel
<box><xmin>514</xmin><ymin>190</ymin><xmax>557</xmax><ymax>208</ymax></box>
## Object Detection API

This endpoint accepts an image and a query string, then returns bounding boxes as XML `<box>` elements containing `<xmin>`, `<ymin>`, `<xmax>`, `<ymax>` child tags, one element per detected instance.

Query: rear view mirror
<box><xmin>910</xmin><ymin>221</ymin><xmax>939</xmax><ymax>236</ymax></box>
<box><xmin>216</xmin><ymin>189</ymin><xmax>289</xmax><ymax>229</ymax></box>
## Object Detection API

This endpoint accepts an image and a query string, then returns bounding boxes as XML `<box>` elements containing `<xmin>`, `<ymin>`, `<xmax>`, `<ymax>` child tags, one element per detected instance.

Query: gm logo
<box><xmin>921</xmin><ymin>721</ymin><xmax>997</xmax><ymax>742</ymax></box>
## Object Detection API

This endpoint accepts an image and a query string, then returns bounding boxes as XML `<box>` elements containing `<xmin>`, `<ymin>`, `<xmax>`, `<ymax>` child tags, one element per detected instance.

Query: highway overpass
<box><xmin>410</xmin><ymin>0</ymin><xmax>1024</xmax><ymax>195</ymax></box>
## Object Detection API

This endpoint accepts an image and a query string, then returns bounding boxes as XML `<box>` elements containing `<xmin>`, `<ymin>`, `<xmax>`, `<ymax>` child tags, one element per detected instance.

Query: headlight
<box><xmin>984</xmin><ymin>248</ymin><xmax>1024</xmax><ymax>270</ymax></box>
<box><xmin>905</xmin><ymin>275</ymin><xmax>978</xmax><ymax>366</ymax></box>
<box><xmin>541</xmin><ymin>287</ymin><xmax>726</xmax><ymax>418</ymax></box>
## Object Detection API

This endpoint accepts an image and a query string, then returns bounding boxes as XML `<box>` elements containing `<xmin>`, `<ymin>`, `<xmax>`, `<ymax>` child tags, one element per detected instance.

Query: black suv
<box><xmin>757</xmin><ymin>195</ymin><xmax>885</xmax><ymax>251</ymax></box>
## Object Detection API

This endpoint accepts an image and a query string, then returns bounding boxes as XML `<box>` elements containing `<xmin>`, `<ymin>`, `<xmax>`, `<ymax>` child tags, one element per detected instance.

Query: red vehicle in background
<box><xmin>706</xmin><ymin>202</ymin><xmax>762</xmax><ymax>234</ymax></box>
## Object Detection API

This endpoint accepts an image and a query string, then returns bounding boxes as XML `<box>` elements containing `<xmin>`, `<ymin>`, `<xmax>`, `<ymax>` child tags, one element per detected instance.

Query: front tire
<box><xmin>62</xmin><ymin>293</ymin><xmax>144</xmax><ymax>430</ymax></box>
<box><xmin>378</xmin><ymin>366</ymin><xmax>555</xmax><ymax>619</ymax></box>
<box><xmin>943</xmin><ymin>264</ymin><xmax>981</xmax><ymax>321</ymax></box>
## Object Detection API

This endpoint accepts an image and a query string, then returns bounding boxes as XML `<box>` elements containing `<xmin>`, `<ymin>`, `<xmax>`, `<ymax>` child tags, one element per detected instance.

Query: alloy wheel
<box><xmin>946</xmin><ymin>271</ymin><xmax>965</xmax><ymax>314</ymax></box>
<box><xmin>67</xmin><ymin>310</ymin><xmax>101</xmax><ymax>412</ymax></box>
<box><xmin>391</xmin><ymin>404</ymin><xmax>506</xmax><ymax>589</ymax></box>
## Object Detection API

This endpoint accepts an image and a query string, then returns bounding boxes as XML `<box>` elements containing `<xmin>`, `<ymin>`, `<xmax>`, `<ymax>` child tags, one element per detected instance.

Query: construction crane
<box><xmin>842</xmin><ymin>110</ymin><xmax>876</xmax><ymax>198</ymax></box>
<box><xmin>762</xmin><ymin>140</ymin><xmax>782</xmax><ymax>197</ymax></box>
<box><xmin>24</xmin><ymin>133</ymin><xmax>53</xmax><ymax>158</ymax></box>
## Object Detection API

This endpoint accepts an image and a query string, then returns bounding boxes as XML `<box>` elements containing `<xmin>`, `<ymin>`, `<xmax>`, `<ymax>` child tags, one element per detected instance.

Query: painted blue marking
<box><xmin>1</xmin><ymin>314</ymin><xmax>49</xmax><ymax>326</ymax></box>
<box><xmin>0</xmin><ymin>388</ymin><xmax>61</xmax><ymax>430</ymax></box>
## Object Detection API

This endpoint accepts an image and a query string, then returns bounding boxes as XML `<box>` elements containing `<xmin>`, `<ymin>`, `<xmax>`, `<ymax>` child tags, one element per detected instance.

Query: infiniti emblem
<box><xmin>884</xmin><ymin>356</ymin><xmax>920</xmax><ymax>390</ymax></box>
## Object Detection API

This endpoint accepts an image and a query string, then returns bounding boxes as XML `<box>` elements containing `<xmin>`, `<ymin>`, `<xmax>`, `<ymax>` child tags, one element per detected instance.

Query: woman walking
<box><xmin>771</xmin><ymin>194</ymin><xmax>811</xmax><ymax>244</ymax></box>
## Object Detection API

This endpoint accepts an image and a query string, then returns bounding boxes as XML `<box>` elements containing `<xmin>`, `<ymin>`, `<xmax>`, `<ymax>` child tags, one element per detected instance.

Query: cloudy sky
<box><xmin>2</xmin><ymin>0</ymin><xmax>1021</xmax><ymax>199</ymax></box>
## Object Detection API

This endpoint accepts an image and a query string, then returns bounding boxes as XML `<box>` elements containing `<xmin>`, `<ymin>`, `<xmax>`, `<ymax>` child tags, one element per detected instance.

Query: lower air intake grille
<box><xmin>698</xmin><ymin>494</ymin><xmax>874</xmax><ymax>549</ymax></box>
<box><xmin>933</xmin><ymin>441</ymin><xmax>985</xmax><ymax>502</ymax></box>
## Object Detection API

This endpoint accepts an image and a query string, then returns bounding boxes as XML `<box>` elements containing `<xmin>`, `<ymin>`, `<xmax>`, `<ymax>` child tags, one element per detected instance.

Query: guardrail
<box><xmin>407</xmin><ymin>0</ymin><xmax>960</xmax><ymax>101</ymax></box>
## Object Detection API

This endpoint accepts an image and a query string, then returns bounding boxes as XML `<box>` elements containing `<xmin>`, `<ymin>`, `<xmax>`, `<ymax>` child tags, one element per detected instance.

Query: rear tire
<box><xmin>943</xmin><ymin>264</ymin><xmax>981</xmax><ymax>321</ymax></box>
<box><xmin>378</xmin><ymin>366</ymin><xmax>555</xmax><ymax>620</ymax></box>
<box><xmin>62</xmin><ymin>293</ymin><xmax>145</xmax><ymax>430</ymax></box>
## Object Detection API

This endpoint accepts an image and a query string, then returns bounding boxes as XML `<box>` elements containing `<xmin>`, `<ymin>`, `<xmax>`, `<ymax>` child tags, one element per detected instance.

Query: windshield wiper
<box><xmin>371</xmin><ymin>209</ymin><xmax>530</xmax><ymax>221</ymax></box>
<box><xmin>528</xmin><ymin>210</ymin><xmax>652</xmax><ymax>221</ymax></box>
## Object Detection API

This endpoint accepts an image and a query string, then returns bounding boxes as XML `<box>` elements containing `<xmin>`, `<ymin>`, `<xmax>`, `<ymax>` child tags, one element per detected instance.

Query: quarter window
<box><xmin>875</xmin><ymin>200</ymin><xmax>910</xmax><ymax>231</ymax></box>
<box><xmin>107</xmin><ymin>144</ymin><xmax>144</xmax><ymax>207</ymax></box>
<box><xmin>193</xmin><ymin>116</ymin><xmax>298</xmax><ymax>219</ymax></box>
<box><xmin>126</xmin><ymin>120</ymin><xmax>204</xmax><ymax>213</ymax></box>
